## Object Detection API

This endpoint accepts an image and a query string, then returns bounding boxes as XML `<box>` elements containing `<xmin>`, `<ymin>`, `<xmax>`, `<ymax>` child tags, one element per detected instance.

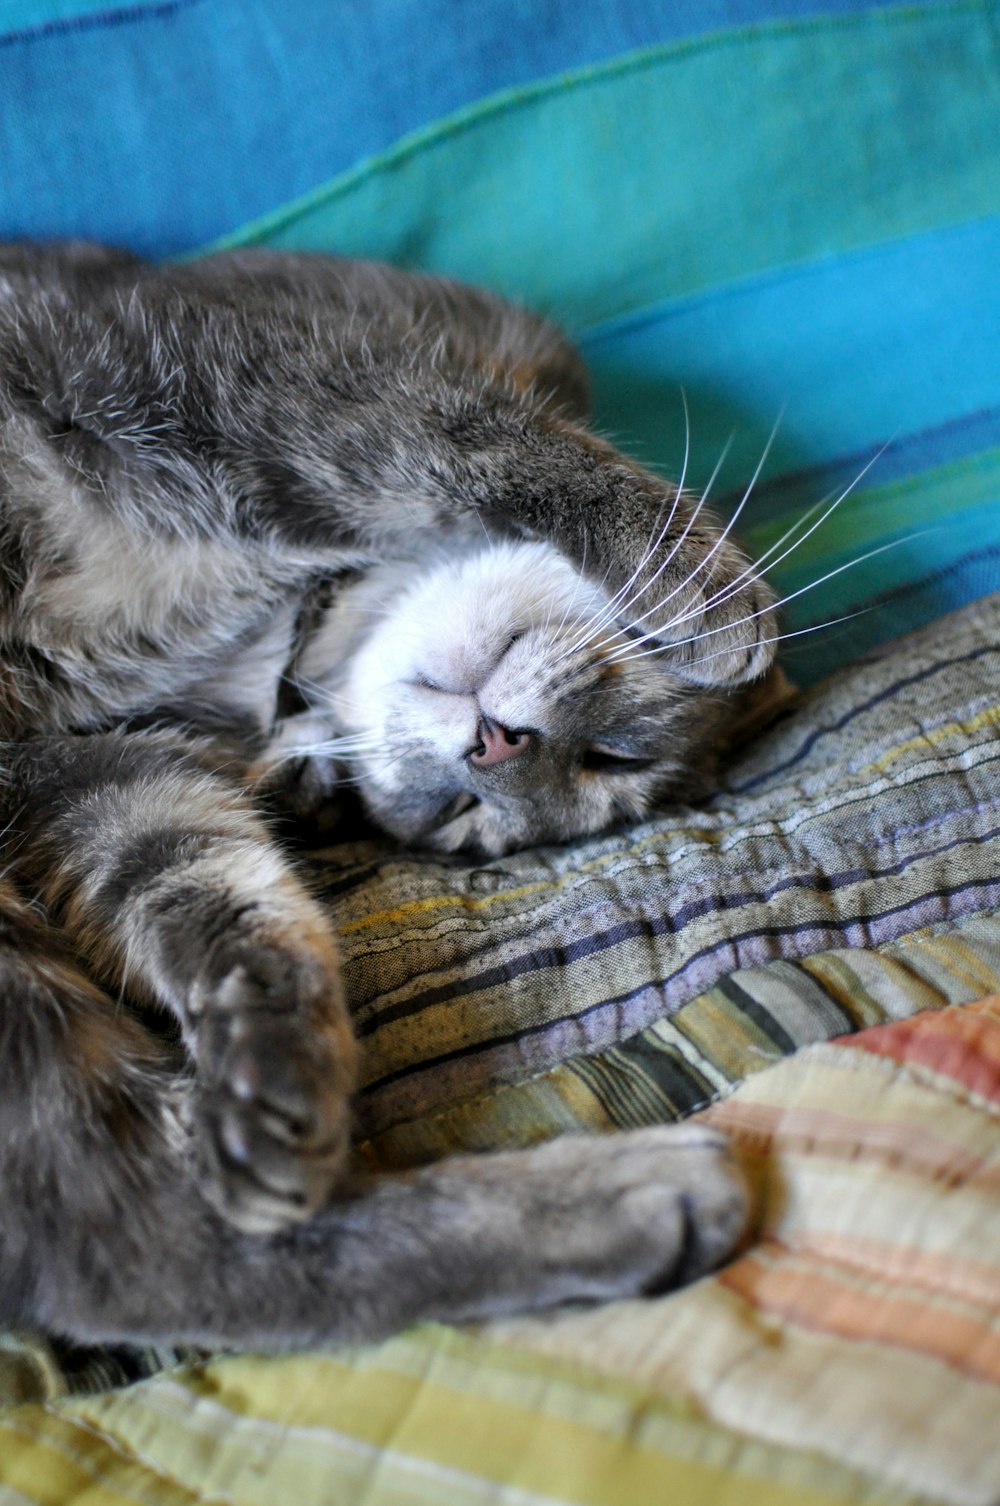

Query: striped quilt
<box><xmin>1</xmin><ymin>589</ymin><xmax>999</xmax><ymax>1505</ymax></box>
<box><xmin>2</xmin><ymin>0</ymin><xmax>1000</xmax><ymax>1502</ymax></box>
<box><xmin>3</xmin><ymin>998</ymin><xmax>999</xmax><ymax>1505</ymax></box>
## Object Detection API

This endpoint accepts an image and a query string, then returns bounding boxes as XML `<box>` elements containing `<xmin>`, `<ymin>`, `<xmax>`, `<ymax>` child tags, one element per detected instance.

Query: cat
<box><xmin>0</xmin><ymin>242</ymin><xmax>775</xmax><ymax>1349</ymax></box>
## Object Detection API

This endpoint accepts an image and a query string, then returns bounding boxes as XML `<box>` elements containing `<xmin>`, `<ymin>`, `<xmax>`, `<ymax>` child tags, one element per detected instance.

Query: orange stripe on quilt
<box><xmin>718</xmin><ymin>1246</ymin><xmax>1000</xmax><ymax>1385</ymax></box>
<box><xmin>838</xmin><ymin>995</ymin><xmax>1000</xmax><ymax>1104</ymax></box>
<box><xmin>777</xmin><ymin>1233</ymin><xmax>1000</xmax><ymax>1308</ymax></box>
<box><xmin>707</xmin><ymin>1098</ymin><xmax>998</xmax><ymax>1188</ymax></box>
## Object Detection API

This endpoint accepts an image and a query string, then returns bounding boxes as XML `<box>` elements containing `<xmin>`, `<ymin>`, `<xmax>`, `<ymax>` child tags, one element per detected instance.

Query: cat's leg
<box><xmin>8</xmin><ymin>252</ymin><xmax>772</xmax><ymax>692</ymax></box>
<box><xmin>1</xmin><ymin>730</ymin><xmax>356</xmax><ymax>1236</ymax></box>
<box><xmin>24</xmin><ymin>1113</ymin><xmax>746</xmax><ymax>1347</ymax></box>
<box><xmin>0</xmin><ymin>915</ymin><xmax>744</xmax><ymax>1344</ymax></box>
<box><xmin>175</xmin><ymin>261</ymin><xmax>775</xmax><ymax>688</ymax></box>
<box><xmin>168</xmin><ymin>252</ymin><xmax>592</xmax><ymax>421</ymax></box>
<box><xmin>0</xmin><ymin>761</ymin><xmax>746</xmax><ymax>1346</ymax></box>
<box><xmin>0</xmin><ymin>239</ymin><xmax>149</xmax><ymax>294</ymax></box>
<box><xmin>0</xmin><ymin>875</ymin><xmax>184</xmax><ymax>1326</ymax></box>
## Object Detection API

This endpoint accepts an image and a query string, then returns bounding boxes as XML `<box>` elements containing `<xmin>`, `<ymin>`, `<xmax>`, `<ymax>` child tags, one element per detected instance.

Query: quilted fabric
<box><xmin>3</xmin><ymin>1003</ymin><xmax>999</xmax><ymax>1505</ymax></box>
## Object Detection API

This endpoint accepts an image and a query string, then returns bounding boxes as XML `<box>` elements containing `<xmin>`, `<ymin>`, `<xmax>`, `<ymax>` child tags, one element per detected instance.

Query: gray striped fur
<box><xmin>0</xmin><ymin>243</ymin><xmax>765</xmax><ymax>1346</ymax></box>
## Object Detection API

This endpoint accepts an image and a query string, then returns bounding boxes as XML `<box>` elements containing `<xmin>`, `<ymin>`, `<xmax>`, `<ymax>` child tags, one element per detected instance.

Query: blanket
<box><xmin>1</xmin><ymin>590</ymin><xmax>998</xmax><ymax>1504</ymax></box>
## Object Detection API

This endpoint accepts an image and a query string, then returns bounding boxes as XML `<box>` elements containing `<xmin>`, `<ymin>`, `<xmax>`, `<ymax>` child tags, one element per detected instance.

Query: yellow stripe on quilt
<box><xmin>0</xmin><ymin>1403</ymin><xmax>194</xmax><ymax>1503</ymax></box>
<box><xmin>51</xmin><ymin>1334</ymin><xmax>894</xmax><ymax>1506</ymax></box>
<box><xmin>859</xmin><ymin>701</ymin><xmax>1000</xmax><ymax>777</ymax></box>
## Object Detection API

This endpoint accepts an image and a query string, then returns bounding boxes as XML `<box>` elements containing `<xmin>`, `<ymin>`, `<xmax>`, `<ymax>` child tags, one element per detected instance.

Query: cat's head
<box><xmin>290</xmin><ymin>529</ymin><xmax>776</xmax><ymax>856</ymax></box>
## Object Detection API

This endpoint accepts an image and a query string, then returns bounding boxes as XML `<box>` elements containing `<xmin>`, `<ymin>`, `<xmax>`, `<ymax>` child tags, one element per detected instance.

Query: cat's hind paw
<box><xmin>191</xmin><ymin>936</ymin><xmax>357</xmax><ymax>1235</ymax></box>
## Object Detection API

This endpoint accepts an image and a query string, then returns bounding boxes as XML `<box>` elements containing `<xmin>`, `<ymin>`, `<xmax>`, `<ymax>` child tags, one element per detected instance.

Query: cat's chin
<box><xmin>350</xmin><ymin>764</ymin><xmax>539</xmax><ymax>856</ymax></box>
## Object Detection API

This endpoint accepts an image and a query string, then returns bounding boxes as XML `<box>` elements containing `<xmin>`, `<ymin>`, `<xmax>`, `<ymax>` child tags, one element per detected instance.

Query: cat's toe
<box><xmin>192</xmin><ymin>948</ymin><xmax>357</xmax><ymax>1234</ymax></box>
<box><xmin>202</xmin><ymin>1021</ymin><xmax>352</xmax><ymax>1234</ymax></box>
<box><xmin>629</xmin><ymin>1124</ymin><xmax>750</xmax><ymax>1289</ymax></box>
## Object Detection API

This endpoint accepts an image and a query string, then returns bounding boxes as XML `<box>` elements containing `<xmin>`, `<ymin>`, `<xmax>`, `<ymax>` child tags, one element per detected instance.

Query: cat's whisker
<box><xmin>604</xmin><ymin>529</ymin><xmax>932</xmax><ymax>665</ymax></box>
<box><xmin>265</xmin><ymin>734</ymin><xmax>384</xmax><ymax>764</ymax></box>
<box><xmin>658</xmin><ymin>440</ymin><xmax>892</xmax><ymax>635</ymax></box>
<box><xmin>554</xmin><ymin>457</ymin><xmax>718</xmax><ymax>665</ymax></box>
<box><xmin>563</xmin><ymin>439</ymin><xmax>733</xmax><ymax>664</ymax></box>
<box><xmin>552</xmin><ymin>551</ymin><xmax>619</xmax><ymax>654</ymax></box>
<box><xmin>606</xmin><ymin>432</ymin><xmax>738</xmax><ymax>628</ymax></box>
<box><xmin>670</xmin><ymin>609</ymin><xmax>871</xmax><ymax>669</ymax></box>
<box><xmin>604</xmin><ymin>607</ymin><xmax>870</xmax><ymax>670</ymax></box>
<box><xmin>551</xmin><ymin>532</ymin><xmax>593</xmax><ymax>643</ymax></box>
<box><xmin>330</xmin><ymin>748</ymin><xmax>411</xmax><ymax>788</ymax></box>
<box><xmin>605</xmin><ymin>439</ymin><xmax>893</xmax><ymax>661</ymax></box>
<box><xmin>288</xmin><ymin>678</ymin><xmax>359</xmax><ymax>711</ymax></box>
<box><xmin>608</xmin><ymin>417</ymin><xmax>778</xmax><ymax>647</ymax></box>
<box><xmin>554</xmin><ymin>392</ymin><xmax>694</xmax><ymax>661</ymax></box>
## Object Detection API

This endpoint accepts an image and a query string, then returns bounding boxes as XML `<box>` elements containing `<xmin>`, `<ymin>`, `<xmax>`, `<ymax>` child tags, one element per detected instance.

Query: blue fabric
<box><xmin>0</xmin><ymin>0</ymin><xmax>908</xmax><ymax>257</ymax></box>
<box><xmin>580</xmin><ymin>212</ymin><xmax>1000</xmax><ymax>503</ymax></box>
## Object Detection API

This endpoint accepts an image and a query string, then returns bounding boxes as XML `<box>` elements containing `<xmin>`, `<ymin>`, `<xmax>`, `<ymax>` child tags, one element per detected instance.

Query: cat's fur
<box><xmin>0</xmin><ymin>242</ymin><xmax>775</xmax><ymax>1348</ymax></box>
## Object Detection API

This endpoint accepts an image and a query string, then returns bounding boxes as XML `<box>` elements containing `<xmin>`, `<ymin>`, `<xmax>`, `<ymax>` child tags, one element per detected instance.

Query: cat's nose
<box><xmin>469</xmin><ymin>716</ymin><xmax>533</xmax><ymax>767</ymax></box>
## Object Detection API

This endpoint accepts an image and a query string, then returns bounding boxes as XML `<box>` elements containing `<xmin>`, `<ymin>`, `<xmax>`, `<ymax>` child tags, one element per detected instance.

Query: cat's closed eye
<box><xmin>580</xmin><ymin>747</ymin><xmax>658</xmax><ymax>774</ymax></box>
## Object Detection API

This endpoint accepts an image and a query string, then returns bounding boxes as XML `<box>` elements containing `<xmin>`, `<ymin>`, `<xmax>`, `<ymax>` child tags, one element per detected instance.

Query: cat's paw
<box><xmin>248</xmin><ymin>714</ymin><xmax>344</xmax><ymax>826</ymax></box>
<box><xmin>489</xmin><ymin>1123</ymin><xmax>748</xmax><ymax>1305</ymax></box>
<box><xmin>191</xmin><ymin>937</ymin><xmax>357</xmax><ymax>1235</ymax></box>
<box><xmin>611</xmin><ymin>1123</ymin><xmax>749</xmax><ymax>1290</ymax></box>
<box><xmin>423</xmin><ymin>1123</ymin><xmax>748</xmax><ymax>1323</ymax></box>
<box><xmin>608</xmin><ymin>504</ymin><xmax>778</xmax><ymax>688</ymax></box>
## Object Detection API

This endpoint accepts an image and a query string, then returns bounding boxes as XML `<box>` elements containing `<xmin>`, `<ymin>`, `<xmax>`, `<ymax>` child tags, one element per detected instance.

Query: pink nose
<box><xmin>469</xmin><ymin>717</ymin><xmax>533</xmax><ymax>767</ymax></box>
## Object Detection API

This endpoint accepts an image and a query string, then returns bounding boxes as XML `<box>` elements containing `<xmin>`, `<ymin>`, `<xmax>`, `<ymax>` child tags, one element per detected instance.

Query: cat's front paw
<box><xmin>191</xmin><ymin>937</ymin><xmax>357</xmax><ymax>1234</ymax></box>
<box><xmin>605</xmin><ymin>498</ymin><xmax>778</xmax><ymax>689</ymax></box>
<box><xmin>249</xmin><ymin>712</ymin><xmax>344</xmax><ymax>825</ymax></box>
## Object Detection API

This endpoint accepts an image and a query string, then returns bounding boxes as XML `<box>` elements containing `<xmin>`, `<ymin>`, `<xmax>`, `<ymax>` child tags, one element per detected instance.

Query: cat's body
<box><xmin>0</xmin><ymin>243</ymin><xmax>774</xmax><ymax>1347</ymax></box>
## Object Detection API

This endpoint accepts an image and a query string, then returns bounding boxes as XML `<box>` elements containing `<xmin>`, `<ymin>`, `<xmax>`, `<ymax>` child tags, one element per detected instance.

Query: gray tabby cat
<box><xmin>0</xmin><ymin>242</ymin><xmax>775</xmax><ymax>1348</ymax></box>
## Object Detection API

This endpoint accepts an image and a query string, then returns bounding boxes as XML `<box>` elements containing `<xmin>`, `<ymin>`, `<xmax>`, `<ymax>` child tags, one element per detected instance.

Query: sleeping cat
<box><xmin>0</xmin><ymin>242</ymin><xmax>775</xmax><ymax>1348</ymax></box>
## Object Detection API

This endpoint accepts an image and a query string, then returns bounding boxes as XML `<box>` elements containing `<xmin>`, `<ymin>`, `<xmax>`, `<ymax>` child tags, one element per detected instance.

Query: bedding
<box><xmin>1</xmin><ymin>0</ymin><xmax>999</xmax><ymax>1501</ymax></box>
<box><xmin>1</xmin><ymin>590</ymin><xmax>999</xmax><ymax>1504</ymax></box>
<box><xmin>4</xmin><ymin>999</ymin><xmax>1000</xmax><ymax>1505</ymax></box>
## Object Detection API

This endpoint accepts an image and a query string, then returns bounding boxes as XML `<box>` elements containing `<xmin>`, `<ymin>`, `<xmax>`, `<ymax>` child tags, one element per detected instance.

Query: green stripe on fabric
<box><xmin>200</xmin><ymin>1</ymin><xmax>1000</xmax><ymax>331</ymax></box>
<box><xmin>745</xmin><ymin>451</ymin><xmax>1000</xmax><ymax>588</ymax></box>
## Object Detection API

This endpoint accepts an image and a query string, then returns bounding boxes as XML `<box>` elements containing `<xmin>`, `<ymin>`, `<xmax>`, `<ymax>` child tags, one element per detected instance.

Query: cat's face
<box><xmin>295</xmin><ymin>539</ymin><xmax>749</xmax><ymax>856</ymax></box>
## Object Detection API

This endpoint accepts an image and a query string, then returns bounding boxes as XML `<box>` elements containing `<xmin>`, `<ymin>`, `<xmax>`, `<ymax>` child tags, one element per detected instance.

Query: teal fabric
<box><xmin>582</xmin><ymin>213</ymin><xmax>1000</xmax><ymax>680</ymax></box>
<box><xmin>0</xmin><ymin>0</ymin><xmax>899</xmax><ymax>257</ymax></box>
<box><xmin>206</xmin><ymin>5</ymin><xmax>1000</xmax><ymax>331</ymax></box>
<box><xmin>0</xmin><ymin>0</ymin><xmax>997</xmax><ymax>680</ymax></box>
